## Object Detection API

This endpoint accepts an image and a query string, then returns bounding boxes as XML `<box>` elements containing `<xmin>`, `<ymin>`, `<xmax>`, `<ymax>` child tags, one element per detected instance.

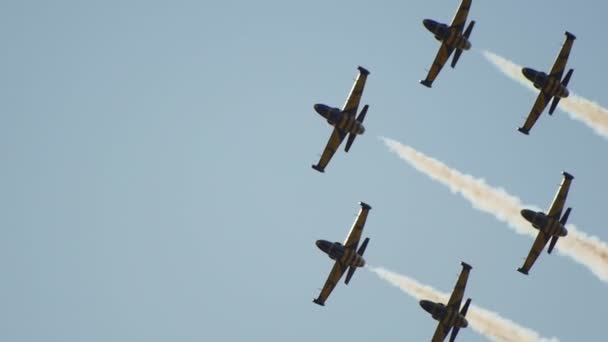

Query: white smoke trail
<box><xmin>382</xmin><ymin>137</ymin><xmax>608</xmax><ymax>282</ymax></box>
<box><xmin>482</xmin><ymin>50</ymin><xmax>608</xmax><ymax>138</ymax></box>
<box><xmin>369</xmin><ymin>266</ymin><xmax>559</xmax><ymax>342</ymax></box>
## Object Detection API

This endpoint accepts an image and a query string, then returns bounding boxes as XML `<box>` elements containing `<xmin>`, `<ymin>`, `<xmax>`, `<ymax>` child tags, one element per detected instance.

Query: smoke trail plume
<box><xmin>482</xmin><ymin>50</ymin><xmax>608</xmax><ymax>138</ymax></box>
<box><xmin>369</xmin><ymin>266</ymin><xmax>559</xmax><ymax>342</ymax></box>
<box><xmin>382</xmin><ymin>137</ymin><xmax>608</xmax><ymax>282</ymax></box>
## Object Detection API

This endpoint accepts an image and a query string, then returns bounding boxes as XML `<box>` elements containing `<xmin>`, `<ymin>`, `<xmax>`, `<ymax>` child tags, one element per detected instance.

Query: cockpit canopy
<box><xmin>435</xmin><ymin>24</ymin><xmax>449</xmax><ymax>39</ymax></box>
<box><xmin>326</xmin><ymin>108</ymin><xmax>343</xmax><ymax>125</ymax></box>
<box><xmin>534</xmin><ymin>72</ymin><xmax>548</xmax><ymax>87</ymax></box>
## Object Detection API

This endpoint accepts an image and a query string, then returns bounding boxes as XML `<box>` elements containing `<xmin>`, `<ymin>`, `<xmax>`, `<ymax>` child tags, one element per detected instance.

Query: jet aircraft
<box><xmin>518</xmin><ymin>31</ymin><xmax>576</xmax><ymax>135</ymax></box>
<box><xmin>419</xmin><ymin>262</ymin><xmax>473</xmax><ymax>342</ymax></box>
<box><xmin>518</xmin><ymin>172</ymin><xmax>574</xmax><ymax>275</ymax></box>
<box><xmin>312</xmin><ymin>66</ymin><xmax>370</xmax><ymax>173</ymax></box>
<box><xmin>313</xmin><ymin>202</ymin><xmax>371</xmax><ymax>306</ymax></box>
<box><xmin>419</xmin><ymin>0</ymin><xmax>475</xmax><ymax>88</ymax></box>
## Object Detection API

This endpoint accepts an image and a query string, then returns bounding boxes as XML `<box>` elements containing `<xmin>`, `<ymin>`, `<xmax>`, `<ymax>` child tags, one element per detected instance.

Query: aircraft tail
<box><xmin>448</xmin><ymin>298</ymin><xmax>471</xmax><ymax>342</ymax></box>
<box><xmin>548</xmin><ymin>236</ymin><xmax>559</xmax><ymax>254</ymax></box>
<box><xmin>549</xmin><ymin>207</ymin><xmax>572</xmax><ymax>254</ymax></box>
<box><xmin>548</xmin><ymin>68</ymin><xmax>574</xmax><ymax>115</ymax></box>
<box><xmin>560</xmin><ymin>207</ymin><xmax>572</xmax><ymax>225</ymax></box>
<box><xmin>562</xmin><ymin>68</ymin><xmax>574</xmax><ymax>88</ymax></box>
<box><xmin>345</xmin><ymin>237</ymin><xmax>370</xmax><ymax>284</ymax></box>
<box><xmin>451</xmin><ymin>49</ymin><xmax>463</xmax><ymax>69</ymax></box>
<box><xmin>460</xmin><ymin>298</ymin><xmax>472</xmax><ymax>316</ymax></box>
<box><xmin>345</xmin><ymin>105</ymin><xmax>369</xmax><ymax>152</ymax></box>
<box><xmin>451</xmin><ymin>20</ymin><xmax>475</xmax><ymax>68</ymax></box>
<box><xmin>463</xmin><ymin>20</ymin><xmax>475</xmax><ymax>40</ymax></box>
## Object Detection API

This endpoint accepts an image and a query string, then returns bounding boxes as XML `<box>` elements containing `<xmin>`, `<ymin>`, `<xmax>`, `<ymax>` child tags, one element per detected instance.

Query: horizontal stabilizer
<box><xmin>345</xmin><ymin>237</ymin><xmax>370</xmax><ymax>285</ymax></box>
<box><xmin>344</xmin><ymin>134</ymin><xmax>356</xmax><ymax>153</ymax></box>
<box><xmin>357</xmin><ymin>104</ymin><xmax>369</xmax><ymax>123</ymax></box>
<box><xmin>451</xmin><ymin>299</ymin><xmax>472</xmax><ymax>340</ymax></box>
<box><xmin>517</xmin><ymin>267</ymin><xmax>529</xmax><ymax>275</ymax></box>
<box><xmin>518</xmin><ymin>127</ymin><xmax>530</xmax><ymax>135</ymax></box>
<box><xmin>562</xmin><ymin>68</ymin><xmax>574</xmax><ymax>87</ymax></box>
<box><xmin>548</xmin><ymin>236</ymin><xmax>559</xmax><ymax>254</ymax></box>
<box><xmin>345</xmin><ymin>105</ymin><xmax>368</xmax><ymax>152</ymax></box>
<box><xmin>357</xmin><ymin>237</ymin><xmax>370</xmax><ymax>255</ymax></box>
<box><xmin>344</xmin><ymin>266</ymin><xmax>356</xmax><ymax>285</ymax></box>
<box><xmin>451</xmin><ymin>21</ymin><xmax>474</xmax><ymax>68</ymax></box>
<box><xmin>551</xmin><ymin>206</ymin><xmax>571</xmax><ymax>253</ymax></box>
<box><xmin>560</xmin><ymin>207</ymin><xmax>572</xmax><ymax>225</ymax></box>
<box><xmin>463</xmin><ymin>20</ymin><xmax>475</xmax><ymax>39</ymax></box>
<box><xmin>548</xmin><ymin>96</ymin><xmax>560</xmax><ymax>115</ymax></box>
<box><xmin>460</xmin><ymin>298</ymin><xmax>472</xmax><ymax>316</ymax></box>
<box><xmin>449</xmin><ymin>327</ymin><xmax>460</xmax><ymax>342</ymax></box>
<box><xmin>549</xmin><ymin>69</ymin><xmax>574</xmax><ymax>115</ymax></box>
<box><xmin>451</xmin><ymin>49</ymin><xmax>463</xmax><ymax>69</ymax></box>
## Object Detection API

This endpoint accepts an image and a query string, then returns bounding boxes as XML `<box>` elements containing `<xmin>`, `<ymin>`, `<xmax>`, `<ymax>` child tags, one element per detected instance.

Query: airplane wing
<box><xmin>549</xmin><ymin>32</ymin><xmax>576</xmax><ymax>79</ymax></box>
<box><xmin>446</xmin><ymin>262</ymin><xmax>472</xmax><ymax>311</ymax></box>
<box><xmin>431</xmin><ymin>319</ymin><xmax>452</xmax><ymax>342</ymax></box>
<box><xmin>449</xmin><ymin>0</ymin><xmax>472</xmax><ymax>32</ymax></box>
<box><xmin>313</xmin><ymin>260</ymin><xmax>347</xmax><ymax>306</ymax></box>
<box><xmin>342</xmin><ymin>202</ymin><xmax>372</xmax><ymax>250</ymax></box>
<box><xmin>519</xmin><ymin>91</ymin><xmax>552</xmax><ymax>134</ymax></box>
<box><xmin>341</xmin><ymin>66</ymin><xmax>370</xmax><ymax>117</ymax></box>
<box><xmin>518</xmin><ymin>230</ymin><xmax>550</xmax><ymax>275</ymax></box>
<box><xmin>546</xmin><ymin>172</ymin><xmax>574</xmax><ymax>219</ymax></box>
<box><xmin>422</xmin><ymin>43</ymin><xmax>454</xmax><ymax>86</ymax></box>
<box><xmin>312</xmin><ymin>128</ymin><xmax>346</xmax><ymax>172</ymax></box>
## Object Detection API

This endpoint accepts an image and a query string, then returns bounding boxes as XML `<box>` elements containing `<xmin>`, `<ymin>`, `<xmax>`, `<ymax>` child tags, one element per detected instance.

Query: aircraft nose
<box><xmin>521</xmin><ymin>209</ymin><xmax>535</xmax><ymax>222</ymax></box>
<box><xmin>315</xmin><ymin>239</ymin><xmax>330</xmax><ymax>253</ymax></box>
<box><xmin>419</xmin><ymin>300</ymin><xmax>433</xmax><ymax>313</ymax></box>
<box><xmin>423</xmin><ymin>19</ymin><xmax>436</xmax><ymax>31</ymax></box>
<box><xmin>314</xmin><ymin>104</ymin><xmax>328</xmax><ymax>116</ymax></box>
<box><xmin>522</xmin><ymin>68</ymin><xmax>535</xmax><ymax>81</ymax></box>
<box><xmin>314</xmin><ymin>104</ymin><xmax>332</xmax><ymax>119</ymax></box>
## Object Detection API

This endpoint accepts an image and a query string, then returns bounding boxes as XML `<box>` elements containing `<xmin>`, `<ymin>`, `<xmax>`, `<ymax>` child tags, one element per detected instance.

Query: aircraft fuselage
<box><xmin>316</xmin><ymin>239</ymin><xmax>365</xmax><ymax>267</ymax></box>
<box><xmin>314</xmin><ymin>104</ymin><xmax>365</xmax><ymax>135</ymax></box>
<box><xmin>521</xmin><ymin>209</ymin><xmax>568</xmax><ymax>237</ymax></box>
<box><xmin>419</xmin><ymin>300</ymin><xmax>468</xmax><ymax>328</ymax></box>
<box><xmin>423</xmin><ymin>19</ymin><xmax>471</xmax><ymax>50</ymax></box>
<box><xmin>522</xmin><ymin>68</ymin><xmax>570</xmax><ymax>98</ymax></box>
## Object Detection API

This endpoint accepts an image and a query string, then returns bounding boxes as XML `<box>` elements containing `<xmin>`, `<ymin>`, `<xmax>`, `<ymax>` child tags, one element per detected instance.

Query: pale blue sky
<box><xmin>1</xmin><ymin>1</ymin><xmax>607</xmax><ymax>341</ymax></box>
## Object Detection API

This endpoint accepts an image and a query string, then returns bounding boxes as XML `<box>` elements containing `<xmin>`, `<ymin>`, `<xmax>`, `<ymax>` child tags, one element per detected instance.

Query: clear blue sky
<box><xmin>1</xmin><ymin>0</ymin><xmax>606</xmax><ymax>341</ymax></box>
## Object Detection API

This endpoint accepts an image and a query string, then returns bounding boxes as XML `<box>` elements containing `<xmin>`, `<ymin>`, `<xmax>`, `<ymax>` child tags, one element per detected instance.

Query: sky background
<box><xmin>1</xmin><ymin>0</ymin><xmax>607</xmax><ymax>341</ymax></box>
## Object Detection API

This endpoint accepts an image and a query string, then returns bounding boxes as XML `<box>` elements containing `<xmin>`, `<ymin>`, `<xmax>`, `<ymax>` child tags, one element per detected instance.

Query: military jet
<box><xmin>518</xmin><ymin>31</ymin><xmax>576</xmax><ymax>135</ymax></box>
<box><xmin>419</xmin><ymin>262</ymin><xmax>473</xmax><ymax>342</ymax></box>
<box><xmin>312</xmin><ymin>66</ymin><xmax>370</xmax><ymax>173</ymax></box>
<box><xmin>313</xmin><ymin>202</ymin><xmax>371</xmax><ymax>306</ymax></box>
<box><xmin>419</xmin><ymin>0</ymin><xmax>475</xmax><ymax>88</ymax></box>
<box><xmin>518</xmin><ymin>172</ymin><xmax>574</xmax><ymax>275</ymax></box>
